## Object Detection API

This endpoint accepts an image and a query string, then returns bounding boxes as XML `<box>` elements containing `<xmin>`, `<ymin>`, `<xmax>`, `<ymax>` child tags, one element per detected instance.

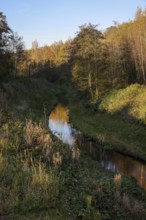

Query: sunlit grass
<box><xmin>69</xmin><ymin>85</ymin><xmax>146</xmax><ymax>161</ymax></box>
<box><xmin>99</xmin><ymin>84</ymin><xmax>146</xmax><ymax>123</ymax></box>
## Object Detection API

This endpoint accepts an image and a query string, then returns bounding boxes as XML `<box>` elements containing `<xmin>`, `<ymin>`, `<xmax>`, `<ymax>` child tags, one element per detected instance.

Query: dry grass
<box><xmin>71</xmin><ymin>146</ymin><xmax>80</xmax><ymax>161</ymax></box>
<box><xmin>53</xmin><ymin>152</ymin><xmax>62</xmax><ymax>167</ymax></box>
<box><xmin>122</xmin><ymin>193</ymin><xmax>146</xmax><ymax>217</ymax></box>
<box><xmin>122</xmin><ymin>193</ymin><xmax>131</xmax><ymax>210</ymax></box>
<box><xmin>24</xmin><ymin>119</ymin><xmax>52</xmax><ymax>148</ymax></box>
<box><xmin>32</xmin><ymin>162</ymin><xmax>55</xmax><ymax>188</ymax></box>
<box><xmin>114</xmin><ymin>173</ymin><xmax>122</xmax><ymax>188</ymax></box>
<box><xmin>114</xmin><ymin>191</ymin><xmax>146</xmax><ymax>218</ymax></box>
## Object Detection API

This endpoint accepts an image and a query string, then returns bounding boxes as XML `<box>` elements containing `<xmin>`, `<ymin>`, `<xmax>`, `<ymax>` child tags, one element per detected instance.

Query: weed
<box><xmin>114</xmin><ymin>173</ymin><xmax>122</xmax><ymax>188</ymax></box>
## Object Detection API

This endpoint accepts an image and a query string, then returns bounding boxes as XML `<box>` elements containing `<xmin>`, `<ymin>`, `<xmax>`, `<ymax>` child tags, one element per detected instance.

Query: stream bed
<box><xmin>49</xmin><ymin>104</ymin><xmax>146</xmax><ymax>189</ymax></box>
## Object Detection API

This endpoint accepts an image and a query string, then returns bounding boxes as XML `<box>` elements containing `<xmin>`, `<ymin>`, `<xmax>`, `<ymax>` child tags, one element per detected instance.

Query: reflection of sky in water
<box><xmin>49</xmin><ymin>119</ymin><xmax>75</xmax><ymax>146</ymax></box>
<box><xmin>49</xmin><ymin>104</ymin><xmax>76</xmax><ymax>146</ymax></box>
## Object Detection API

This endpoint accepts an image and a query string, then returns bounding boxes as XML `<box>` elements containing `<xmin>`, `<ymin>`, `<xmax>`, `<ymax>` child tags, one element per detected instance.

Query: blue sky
<box><xmin>1</xmin><ymin>0</ymin><xmax>146</xmax><ymax>49</ymax></box>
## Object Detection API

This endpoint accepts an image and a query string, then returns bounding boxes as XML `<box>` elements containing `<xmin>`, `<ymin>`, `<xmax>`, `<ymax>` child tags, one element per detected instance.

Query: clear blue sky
<box><xmin>1</xmin><ymin>0</ymin><xmax>146</xmax><ymax>49</ymax></box>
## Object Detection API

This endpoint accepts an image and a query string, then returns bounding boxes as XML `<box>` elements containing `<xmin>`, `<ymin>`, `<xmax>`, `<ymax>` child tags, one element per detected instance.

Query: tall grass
<box><xmin>24</xmin><ymin>119</ymin><xmax>52</xmax><ymax>148</ymax></box>
<box><xmin>0</xmin><ymin>119</ymin><xmax>60</xmax><ymax>215</ymax></box>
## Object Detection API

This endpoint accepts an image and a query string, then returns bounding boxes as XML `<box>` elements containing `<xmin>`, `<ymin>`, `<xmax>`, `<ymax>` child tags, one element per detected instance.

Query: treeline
<box><xmin>72</xmin><ymin>8</ymin><xmax>146</xmax><ymax>98</ymax></box>
<box><xmin>25</xmin><ymin>39</ymin><xmax>72</xmax><ymax>78</ymax></box>
<box><xmin>1</xmin><ymin>8</ymin><xmax>146</xmax><ymax>98</ymax></box>
<box><xmin>0</xmin><ymin>12</ymin><xmax>25</xmax><ymax>78</ymax></box>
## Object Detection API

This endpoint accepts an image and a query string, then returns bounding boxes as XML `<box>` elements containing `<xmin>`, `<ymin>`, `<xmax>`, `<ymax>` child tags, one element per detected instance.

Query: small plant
<box><xmin>53</xmin><ymin>151</ymin><xmax>62</xmax><ymax>167</ymax></box>
<box><xmin>24</xmin><ymin>119</ymin><xmax>52</xmax><ymax>149</ymax></box>
<box><xmin>114</xmin><ymin>173</ymin><xmax>122</xmax><ymax>189</ymax></box>
<box><xmin>71</xmin><ymin>146</ymin><xmax>80</xmax><ymax>161</ymax></box>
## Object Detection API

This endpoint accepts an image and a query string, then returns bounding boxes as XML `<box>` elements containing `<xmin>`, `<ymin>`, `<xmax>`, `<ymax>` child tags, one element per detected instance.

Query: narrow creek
<box><xmin>49</xmin><ymin>104</ymin><xmax>146</xmax><ymax>189</ymax></box>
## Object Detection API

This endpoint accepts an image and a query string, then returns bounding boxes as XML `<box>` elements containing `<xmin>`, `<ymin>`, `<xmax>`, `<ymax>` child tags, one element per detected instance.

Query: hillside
<box><xmin>0</xmin><ymin>78</ymin><xmax>146</xmax><ymax>219</ymax></box>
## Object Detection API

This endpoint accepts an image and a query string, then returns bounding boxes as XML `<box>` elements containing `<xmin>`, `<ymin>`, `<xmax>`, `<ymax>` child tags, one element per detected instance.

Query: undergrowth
<box><xmin>0</xmin><ymin>78</ymin><xmax>146</xmax><ymax>219</ymax></box>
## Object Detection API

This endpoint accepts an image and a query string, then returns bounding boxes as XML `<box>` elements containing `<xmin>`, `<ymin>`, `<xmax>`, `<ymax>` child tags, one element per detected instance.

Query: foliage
<box><xmin>0</xmin><ymin>12</ymin><xmax>11</xmax><ymax>53</ymax></box>
<box><xmin>8</xmin><ymin>32</ymin><xmax>25</xmax><ymax>77</ymax></box>
<box><xmin>0</xmin><ymin>12</ymin><xmax>25</xmax><ymax>78</ymax></box>
<box><xmin>0</xmin><ymin>12</ymin><xmax>12</xmax><ymax>78</ymax></box>
<box><xmin>104</xmin><ymin>7</ymin><xmax>146</xmax><ymax>85</ymax></box>
<box><xmin>71</xmin><ymin>23</ymin><xmax>108</xmax><ymax>98</ymax></box>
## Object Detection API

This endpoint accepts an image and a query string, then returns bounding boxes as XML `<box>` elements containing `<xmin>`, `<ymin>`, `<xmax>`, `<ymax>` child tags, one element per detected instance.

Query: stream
<box><xmin>49</xmin><ymin>104</ymin><xmax>146</xmax><ymax>189</ymax></box>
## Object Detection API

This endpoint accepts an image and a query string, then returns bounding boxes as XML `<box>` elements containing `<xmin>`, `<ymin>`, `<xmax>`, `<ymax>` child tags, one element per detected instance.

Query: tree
<box><xmin>8</xmin><ymin>32</ymin><xmax>25</xmax><ymax>77</ymax></box>
<box><xmin>72</xmin><ymin>23</ymin><xmax>107</xmax><ymax>97</ymax></box>
<box><xmin>130</xmin><ymin>8</ymin><xmax>146</xmax><ymax>83</ymax></box>
<box><xmin>0</xmin><ymin>12</ymin><xmax>12</xmax><ymax>77</ymax></box>
<box><xmin>104</xmin><ymin>21</ymin><xmax>137</xmax><ymax>87</ymax></box>
<box><xmin>0</xmin><ymin>12</ymin><xmax>11</xmax><ymax>53</ymax></box>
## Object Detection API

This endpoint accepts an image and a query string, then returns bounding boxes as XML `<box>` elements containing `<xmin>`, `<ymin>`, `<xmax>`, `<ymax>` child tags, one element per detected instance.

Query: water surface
<box><xmin>49</xmin><ymin>104</ymin><xmax>76</xmax><ymax>146</ymax></box>
<box><xmin>49</xmin><ymin>104</ymin><xmax>146</xmax><ymax>189</ymax></box>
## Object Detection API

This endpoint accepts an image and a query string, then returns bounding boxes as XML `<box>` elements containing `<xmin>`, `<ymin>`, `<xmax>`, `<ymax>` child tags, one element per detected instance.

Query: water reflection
<box><xmin>49</xmin><ymin>104</ymin><xmax>146</xmax><ymax>189</ymax></box>
<box><xmin>49</xmin><ymin>104</ymin><xmax>76</xmax><ymax>146</ymax></box>
<box><xmin>102</xmin><ymin>151</ymin><xmax>146</xmax><ymax>189</ymax></box>
<box><xmin>88</xmin><ymin>142</ymin><xmax>146</xmax><ymax>189</ymax></box>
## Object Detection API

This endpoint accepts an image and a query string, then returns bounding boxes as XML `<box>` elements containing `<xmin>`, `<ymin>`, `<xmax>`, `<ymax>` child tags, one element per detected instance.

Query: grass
<box><xmin>13</xmin><ymin>212</ymin><xmax>70</xmax><ymax>220</ymax></box>
<box><xmin>0</xmin><ymin>77</ymin><xmax>58</xmax><ymax>122</ymax></box>
<box><xmin>99</xmin><ymin>84</ymin><xmax>146</xmax><ymax>124</ymax></box>
<box><xmin>1</xmin><ymin>77</ymin><xmax>146</xmax><ymax>219</ymax></box>
<box><xmin>1</xmin><ymin>116</ymin><xmax>136</xmax><ymax>220</ymax></box>
<box><xmin>68</xmin><ymin>86</ymin><xmax>146</xmax><ymax>161</ymax></box>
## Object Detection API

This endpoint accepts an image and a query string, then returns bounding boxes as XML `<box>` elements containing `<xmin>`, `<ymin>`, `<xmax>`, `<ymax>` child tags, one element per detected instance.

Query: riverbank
<box><xmin>68</xmin><ymin>86</ymin><xmax>146</xmax><ymax>162</ymax></box>
<box><xmin>1</xmin><ymin>77</ymin><xmax>146</xmax><ymax>219</ymax></box>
